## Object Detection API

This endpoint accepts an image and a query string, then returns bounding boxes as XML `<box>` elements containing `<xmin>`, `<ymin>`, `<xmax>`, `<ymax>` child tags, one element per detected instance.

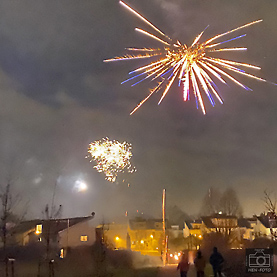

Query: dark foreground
<box><xmin>1</xmin><ymin>260</ymin><xmax>277</xmax><ymax>277</ymax></box>
<box><xmin>1</xmin><ymin>245</ymin><xmax>277</xmax><ymax>277</ymax></box>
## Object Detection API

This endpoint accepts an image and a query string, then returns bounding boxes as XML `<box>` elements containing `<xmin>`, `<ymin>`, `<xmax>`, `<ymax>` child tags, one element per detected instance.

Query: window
<box><xmin>35</xmin><ymin>224</ymin><xmax>42</xmax><ymax>235</ymax></box>
<box><xmin>80</xmin><ymin>235</ymin><xmax>88</xmax><ymax>242</ymax></box>
<box><xmin>60</xmin><ymin>248</ymin><xmax>64</xmax><ymax>259</ymax></box>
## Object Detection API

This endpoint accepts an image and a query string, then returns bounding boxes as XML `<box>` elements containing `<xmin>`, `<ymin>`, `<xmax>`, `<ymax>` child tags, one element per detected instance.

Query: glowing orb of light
<box><xmin>74</xmin><ymin>179</ymin><xmax>88</xmax><ymax>192</ymax></box>
<box><xmin>87</xmin><ymin>137</ymin><xmax>136</xmax><ymax>182</ymax></box>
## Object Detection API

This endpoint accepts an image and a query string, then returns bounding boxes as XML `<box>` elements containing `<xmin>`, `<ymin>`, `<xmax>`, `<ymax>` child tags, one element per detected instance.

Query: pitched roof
<box><xmin>12</xmin><ymin>216</ymin><xmax>94</xmax><ymax>235</ymax></box>
<box><xmin>237</xmin><ymin>218</ymin><xmax>252</xmax><ymax>228</ymax></box>
<box><xmin>12</xmin><ymin>219</ymin><xmax>42</xmax><ymax>234</ymax></box>
<box><xmin>201</xmin><ymin>215</ymin><xmax>238</xmax><ymax>228</ymax></box>
<box><xmin>257</xmin><ymin>216</ymin><xmax>270</xmax><ymax>228</ymax></box>
<box><xmin>201</xmin><ymin>217</ymin><xmax>215</xmax><ymax>228</ymax></box>
<box><xmin>185</xmin><ymin>220</ymin><xmax>202</xmax><ymax>229</ymax></box>
<box><xmin>129</xmin><ymin>218</ymin><xmax>163</xmax><ymax>230</ymax></box>
<box><xmin>184</xmin><ymin>221</ymin><xmax>193</xmax><ymax>229</ymax></box>
<box><xmin>257</xmin><ymin>215</ymin><xmax>277</xmax><ymax>229</ymax></box>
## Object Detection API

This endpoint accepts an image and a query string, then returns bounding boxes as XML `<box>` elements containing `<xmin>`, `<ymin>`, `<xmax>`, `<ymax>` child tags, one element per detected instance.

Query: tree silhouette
<box><xmin>219</xmin><ymin>188</ymin><xmax>243</xmax><ymax>217</ymax></box>
<box><xmin>200</xmin><ymin>187</ymin><xmax>222</xmax><ymax>216</ymax></box>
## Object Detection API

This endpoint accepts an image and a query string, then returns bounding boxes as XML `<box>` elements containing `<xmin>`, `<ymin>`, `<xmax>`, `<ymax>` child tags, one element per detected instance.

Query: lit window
<box><xmin>35</xmin><ymin>225</ymin><xmax>42</xmax><ymax>235</ymax></box>
<box><xmin>80</xmin><ymin>235</ymin><xmax>88</xmax><ymax>242</ymax></box>
<box><xmin>60</xmin><ymin>248</ymin><xmax>64</xmax><ymax>259</ymax></box>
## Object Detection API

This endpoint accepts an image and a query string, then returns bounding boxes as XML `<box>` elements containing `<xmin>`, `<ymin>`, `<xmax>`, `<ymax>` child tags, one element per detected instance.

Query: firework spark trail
<box><xmin>104</xmin><ymin>1</ymin><xmax>275</xmax><ymax>114</ymax></box>
<box><xmin>135</xmin><ymin>28</ymin><xmax>170</xmax><ymax>45</ymax></box>
<box><xmin>119</xmin><ymin>0</ymin><xmax>172</xmax><ymax>41</ymax></box>
<box><xmin>87</xmin><ymin>138</ymin><xmax>136</xmax><ymax>182</ymax></box>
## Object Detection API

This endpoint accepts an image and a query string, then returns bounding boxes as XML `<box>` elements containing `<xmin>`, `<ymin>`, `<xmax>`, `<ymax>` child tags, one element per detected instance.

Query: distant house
<box><xmin>182</xmin><ymin>215</ymin><xmax>277</xmax><ymax>243</ymax></box>
<box><xmin>96</xmin><ymin>222</ymin><xmax>129</xmax><ymax>250</ymax></box>
<box><xmin>183</xmin><ymin>214</ymin><xmax>239</xmax><ymax>239</ymax></box>
<box><xmin>183</xmin><ymin>220</ymin><xmax>202</xmax><ymax>239</ymax></box>
<box><xmin>58</xmin><ymin>216</ymin><xmax>96</xmax><ymax>249</ymax></box>
<box><xmin>128</xmin><ymin>218</ymin><xmax>163</xmax><ymax>256</ymax></box>
<box><xmin>201</xmin><ymin>214</ymin><xmax>238</xmax><ymax>235</ymax></box>
<box><xmin>11</xmin><ymin>215</ymin><xmax>95</xmax><ymax>248</ymax></box>
<box><xmin>96</xmin><ymin>217</ymin><xmax>164</xmax><ymax>256</ymax></box>
<box><xmin>10</xmin><ymin>219</ymin><xmax>42</xmax><ymax>246</ymax></box>
<box><xmin>254</xmin><ymin>214</ymin><xmax>277</xmax><ymax>239</ymax></box>
<box><xmin>236</xmin><ymin>217</ymin><xmax>256</xmax><ymax>241</ymax></box>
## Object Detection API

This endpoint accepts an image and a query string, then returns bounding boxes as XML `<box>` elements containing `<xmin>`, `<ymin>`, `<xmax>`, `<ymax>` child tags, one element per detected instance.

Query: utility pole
<box><xmin>162</xmin><ymin>189</ymin><xmax>167</xmax><ymax>266</ymax></box>
<box><xmin>66</xmin><ymin>218</ymin><xmax>69</xmax><ymax>254</ymax></box>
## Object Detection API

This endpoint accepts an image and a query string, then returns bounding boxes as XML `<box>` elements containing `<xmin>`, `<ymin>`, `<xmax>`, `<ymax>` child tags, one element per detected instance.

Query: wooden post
<box><xmin>67</xmin><ymin>218</ymin><xmax>69</xmax><ymax>255</ymax></box>
<box><xmin>11</xmin><ymin>260</ymin><xmax>14</xmax><ymax>277</ymax></box>
<box><xmin>162</xmin><ymin>189</ymin><xmax>167</xmax><ymax>266</ymax></box>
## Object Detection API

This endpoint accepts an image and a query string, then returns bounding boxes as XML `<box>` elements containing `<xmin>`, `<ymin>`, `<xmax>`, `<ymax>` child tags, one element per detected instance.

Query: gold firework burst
<box><xmin>104</xmin><ymin>1</ymin><xmax>273</xmax><ymax>114</ymax></box>
<box><xmin>87</xmin><ymin>138</ymin><xmax>136</xmax><ymax>182</ymax></box>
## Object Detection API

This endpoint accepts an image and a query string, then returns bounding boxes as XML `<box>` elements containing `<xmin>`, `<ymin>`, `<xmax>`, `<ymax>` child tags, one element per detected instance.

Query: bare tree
<box><xmin>0</xmin><ymin>182</ymin><xmax>28</xmax><ymax>277</ymax></box>
<box><xmin>42</xmin><ymin>192</ymin><xmax>62</xmax><ymax>261</ymax></box>
<box><xmin>0</xmin><ymin>183</ymin><xmax>26</xmax><ymax>251</ymax></box>
<box><xmin>200</xmin><ymin>187</ymin><xmax>222</xmax><ymax>216</ymax></box>
<box><xmin>219</xmin><ymin>187</ymin><xmax>243</xmax><ymax>217</ymax></box>
<box><xmin>263</xmin><ymin>190</ymin><xmax>276</xmax><ymax>214</ymax></box>
<box><xmin>0</xmin><ymin>155</ymin><xmax>30</xmax><ymax>251</ymax></box>
<box><xmin>37</xmin><ymin>180</ymin><xmax>62</xmax><ymax>277</ymax></box>
<box><xmin>200</xmin><ymin>187</ymin><xmax>242</xmax><ymax>238</ymax></box>
<box><xmin>262</xmin><ymin>190</ymin><xmax>277</xmax><ymax>240</ymax></box>
<box><xmin>93</xmin><ymin>220</ymin><xmax>111</xmax><ymax>277</ymax></box>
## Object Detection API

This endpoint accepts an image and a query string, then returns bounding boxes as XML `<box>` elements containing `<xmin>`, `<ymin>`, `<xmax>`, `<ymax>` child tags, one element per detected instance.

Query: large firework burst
<box><xmin>87</xmin><ymin>138</ymin><xmax>136</xmax><ymax>182</ymax></box>
<box><xmin>104</xmin><ymin>1</ymin><xmax>273</xmax><ymax>114</ymax></box>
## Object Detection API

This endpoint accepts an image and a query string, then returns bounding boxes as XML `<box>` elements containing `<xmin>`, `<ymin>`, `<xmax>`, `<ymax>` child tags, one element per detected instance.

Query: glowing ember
<box><xmin>87</xmin><ymin>137</ymin><xmax>135</xmax><ymax>182</ymax></box>
<box><xmin>104</xmin><ymin>1</ymin><xmax>274</xmax><ymax>114</ymax></box>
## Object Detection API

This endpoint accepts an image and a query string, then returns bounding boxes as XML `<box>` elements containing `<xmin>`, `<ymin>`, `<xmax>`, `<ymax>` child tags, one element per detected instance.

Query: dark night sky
<box><xmin>0</xmin><ymin>0</ymin><xmax>276</xmax><ymax>222</ymax></box>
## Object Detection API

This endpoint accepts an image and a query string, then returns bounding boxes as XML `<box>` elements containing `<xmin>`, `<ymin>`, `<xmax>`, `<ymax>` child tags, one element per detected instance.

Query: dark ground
<box><xmin>1</xmin><ymin>246</ymin><xmax>277</xmax><ymax>276</ymax></box>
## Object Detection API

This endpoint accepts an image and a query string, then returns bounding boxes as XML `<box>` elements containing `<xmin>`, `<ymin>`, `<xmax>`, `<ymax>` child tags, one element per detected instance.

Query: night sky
<box><xmin>0</xmin><ymin>0</ymin><xmax>276</xmax><ymax>222</ymax></box>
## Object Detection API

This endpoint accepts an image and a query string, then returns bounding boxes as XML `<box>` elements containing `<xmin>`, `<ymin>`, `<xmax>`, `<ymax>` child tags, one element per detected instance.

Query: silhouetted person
<box><xmin>177</xmin><ymin>252</ymin><xmax>189</xmax><ymax>277</ymax></box>
<box><xmin>194</xmin><ymin>250</ymin><xmax>206</xmax><ymax>277</ymax></box>
<box><xmin>209</xmin><ymin>247</ymin><xmax>224</xmax><ymax>277</ymax></box>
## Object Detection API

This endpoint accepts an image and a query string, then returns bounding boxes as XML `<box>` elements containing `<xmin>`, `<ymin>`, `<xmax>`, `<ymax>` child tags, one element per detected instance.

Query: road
<box><xmin>158</xmin><ymin>264</ymin><xmax>214</xmax><ymax>277</ymax></box>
